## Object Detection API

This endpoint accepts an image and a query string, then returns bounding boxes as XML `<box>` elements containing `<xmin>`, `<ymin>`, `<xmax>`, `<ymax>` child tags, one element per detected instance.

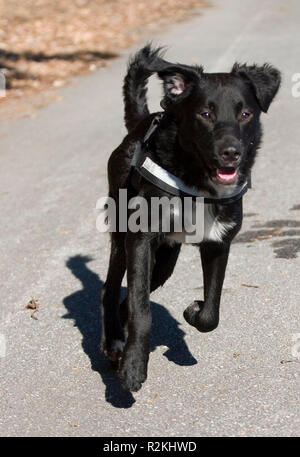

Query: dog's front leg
<box><xmin>184</xmin><ymin>241</ymin><xmax>230</xmax><ymax>332</ymax></box>
<box><xmin>119</xmin><ymin>232</ymin><xmax>153</xmax><ymax>392</ymax></box>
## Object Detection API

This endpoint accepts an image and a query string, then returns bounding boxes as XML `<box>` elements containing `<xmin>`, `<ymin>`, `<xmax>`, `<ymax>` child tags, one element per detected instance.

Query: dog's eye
<box><xmin>199</xmin><ymin>111</ymin><xmax>212</xmax><ymax>120</ymax></box>
<box><xmin>239</xmin><ymin>110</ymin><xmax>252</xmax><ymax>121</ymax></box>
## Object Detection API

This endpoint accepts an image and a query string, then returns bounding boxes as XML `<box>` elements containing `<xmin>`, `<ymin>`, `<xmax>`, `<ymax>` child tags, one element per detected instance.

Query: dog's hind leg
<box><xmin>184</xmin><ymin>241</ymin><xmax>230</xmax><ymax>332</ymax></box>
<box><xmin>100</xmin><ymin>232</ymin><xmax>126</xmax><ymax>365</ymax></box>
<box><xmin>119</xmin><ymin>241</ymin><xmax>181</xmax><ymax>329</ymax></box>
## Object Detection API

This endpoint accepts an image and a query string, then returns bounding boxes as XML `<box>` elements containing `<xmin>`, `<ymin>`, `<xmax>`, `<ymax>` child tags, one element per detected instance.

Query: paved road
<box><xmin>0</xmin><ymin>0</ymin><xmax>299</xmax><ymax>437</ymax></box>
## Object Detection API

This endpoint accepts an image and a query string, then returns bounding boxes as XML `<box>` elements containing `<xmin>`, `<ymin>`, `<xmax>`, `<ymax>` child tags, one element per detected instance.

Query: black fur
<box><xmin>101</xmin><ymin>45</ymin><xmax>281</xmax><ymax>392</ymax></box>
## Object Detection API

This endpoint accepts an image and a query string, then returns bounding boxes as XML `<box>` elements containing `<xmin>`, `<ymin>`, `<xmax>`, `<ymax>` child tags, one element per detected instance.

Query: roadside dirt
<box><xmin>0</xmin><ymin>0</ymin><xmax>208</xmax><ymax>120</ymax></box>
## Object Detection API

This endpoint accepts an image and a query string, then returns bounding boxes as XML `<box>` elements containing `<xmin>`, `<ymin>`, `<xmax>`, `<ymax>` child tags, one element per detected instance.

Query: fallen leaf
<box><xmin>26</xmin><ymin>298</ymin><xmax>40</xmax><ymax>320</ymax></box>
<box><xmin>250</xmin><ymin>235</ymin><xmax>273</xmax><ymax>242</ymax></box>
<box><xmin>149</xmin><ymin>393</ymin><xmax>158</xmax><ymax>404</ymax></box>
<box><xmin>26</xmin><ymin>297</ymin><xmax>40</xmax><ymax>310</ymax></box>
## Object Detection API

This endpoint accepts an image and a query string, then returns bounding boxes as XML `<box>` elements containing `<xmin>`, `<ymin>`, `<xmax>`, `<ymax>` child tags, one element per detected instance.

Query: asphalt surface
<box><xmin>0</xmin><ymin>0</ymin><xmax>299</xmax><ymax>437</ymax></box>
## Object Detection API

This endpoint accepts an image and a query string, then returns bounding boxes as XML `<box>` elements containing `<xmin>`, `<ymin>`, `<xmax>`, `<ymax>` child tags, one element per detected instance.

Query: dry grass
<box><xmin>0</xmin><ymin>0</ymin><xmax>208</xmax><ymax>116</ymax></box>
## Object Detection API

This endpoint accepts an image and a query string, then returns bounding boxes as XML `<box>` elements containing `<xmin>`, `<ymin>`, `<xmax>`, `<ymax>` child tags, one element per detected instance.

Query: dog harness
<box><xmin>130</xmin><ymin>113</ymin><xmax>251</xmax><ymax>204</ymax></box>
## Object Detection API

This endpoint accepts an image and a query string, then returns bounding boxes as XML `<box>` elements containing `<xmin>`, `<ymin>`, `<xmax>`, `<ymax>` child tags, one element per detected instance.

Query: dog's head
<box><xmin>157</xmin><ymin>62</ymin><xmax>281</xmax><ymax>188</ymax></box>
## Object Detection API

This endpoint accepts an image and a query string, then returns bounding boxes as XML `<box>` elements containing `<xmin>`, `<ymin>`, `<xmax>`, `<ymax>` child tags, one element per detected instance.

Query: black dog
<box><xmin>100</xmin><ymin>45</ymin><xmax>281</xmax><ymax>392</ymax></box>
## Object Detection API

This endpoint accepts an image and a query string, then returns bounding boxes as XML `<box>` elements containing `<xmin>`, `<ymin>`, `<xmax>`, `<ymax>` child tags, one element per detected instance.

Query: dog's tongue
<box><xmin>217</xmin><ymin>167</ymin><xmax>237</xmax><ymax>184</ymax></box>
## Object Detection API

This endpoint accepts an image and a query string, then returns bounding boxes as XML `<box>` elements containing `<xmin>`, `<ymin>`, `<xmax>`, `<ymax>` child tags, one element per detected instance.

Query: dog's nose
<box><xmin>221</xmin><ymin>147</ymin><xmax>241</xmax><ymax>163</ymax></box>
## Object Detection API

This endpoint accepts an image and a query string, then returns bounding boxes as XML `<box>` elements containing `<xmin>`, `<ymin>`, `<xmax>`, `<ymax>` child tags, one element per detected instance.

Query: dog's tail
<box><xmin>123</xmin><ymin>44</ymin><xmax>166</xmax><ymax>132</ymax></box>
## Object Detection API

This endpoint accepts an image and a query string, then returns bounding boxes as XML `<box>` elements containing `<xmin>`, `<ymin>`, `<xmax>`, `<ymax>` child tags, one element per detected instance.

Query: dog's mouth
<box><xmin>214</xmin><ymin>166</ymin><xmax>238</xmax><ymax>185</ymax></box>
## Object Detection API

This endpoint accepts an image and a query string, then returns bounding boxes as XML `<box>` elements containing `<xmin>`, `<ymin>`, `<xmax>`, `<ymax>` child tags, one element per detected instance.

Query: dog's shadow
<box><xmin>62</xmin><ymin>255</ymin><xmax>197</xmax><ymax>409</ymax></box>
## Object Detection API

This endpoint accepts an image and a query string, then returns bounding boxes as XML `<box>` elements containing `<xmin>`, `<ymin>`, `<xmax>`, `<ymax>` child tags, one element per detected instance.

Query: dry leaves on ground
<box><xmin>0</xmin><ymin>0</ymin><xmax>208</xmax><ymax>118</ymax></box>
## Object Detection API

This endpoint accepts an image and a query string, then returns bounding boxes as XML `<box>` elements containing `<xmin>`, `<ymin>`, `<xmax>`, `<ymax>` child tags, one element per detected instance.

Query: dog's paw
<box><xmin>100</xmin><ymin>339</ymin><xmax>125</xmax><ymax>369</ymax></box>
<box><xmin>183</xmin><ymin>301</ymin><xmax>219</xmax><ymax>333</ymax></box>
<box><xmin>119</xmin><ymin>351</ymin><xmax>148</xmax><ymax>392</ymax></box>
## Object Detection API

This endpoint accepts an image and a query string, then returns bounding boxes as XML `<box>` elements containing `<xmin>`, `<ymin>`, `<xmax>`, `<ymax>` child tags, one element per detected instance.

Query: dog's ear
<box><xmin>163</xmin><ymin>73</ymin><xmax>186</xmax><ymax>95</ymax></box>
<box><xmin>157</xmin><ymin>65</ymin><xmax>203</xmax><ymax>108</ymax></box>
<box><xmin>232</xmin><ymin>63</ymin><xmax>281</xmax><ymax>113</ymax></box>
